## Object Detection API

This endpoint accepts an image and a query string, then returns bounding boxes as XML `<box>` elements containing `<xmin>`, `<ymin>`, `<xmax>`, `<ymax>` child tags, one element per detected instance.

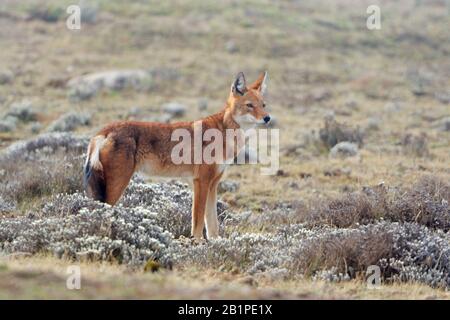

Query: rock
<box><xmin>67</xmin><ymin>69</ymin><xmax>152</xmax><ymax>101</ymax></box>
<box><xmin>125</xmin><ymin>106</ymin><xmax>143</xmax><ymax>119</ymax></box>
<box><xmin>149</xmin><ymin>67</ymin><xmax>180</xmax><ymax>82</ymax></box>
<box><xmin>433</xmin><ymin>117</ymin><xmax>450</xmax><ymax>132</ymax></box>
<box><xmin>329</xmin><ymin>142</ymin><xmax>359</xmax><ymax>158</ymax></box>
<box><xmin>0</xmin><ymin>69</ymin><xmax>14</xmax><ymax>85</ymax></box>
<box><xmin>411</xmin><ymin>85</ymin><xmax>427</xmax><ymax>96</ymax></box>
<box><xmin>324</xmin><ymin>111</ymin><xmax>335</xmax><ymax>121</ymax></box>
<box><xmin>218</xmin><ymin>180</ymin><xmax>240</xmax><ymax>193</ymax></box>
<box><xmin>225</xmin><ymin>40</ymin><xmax>239</xmax><ymax>53</ymax></box>
<box><xmin>162</xmin><ymin>102</ymin><xmax>186</xmax><ymax>118</ymax></box>
<box><xmin>434</xmin><ymin>92</ymin><xmax>450</xmax><ymax>105</ymax></box>
<box><xmin>47</xmin><ymin>112</ymin><xmax>91</xmax><ymax>132</ymax></box>
<box><xmin>198</xmin><ymin>98</ymin><xmax>208</xmax><ymax>111</ymax></box>
<box><xmin>158</xmin><ymin>113</ymin><xmax>173</xmax><ymax>123</ymax></box>
<box><xmin>365</xmin><ymin>117</ymin><xmax>381</xmax><ymax>132</ymax></box>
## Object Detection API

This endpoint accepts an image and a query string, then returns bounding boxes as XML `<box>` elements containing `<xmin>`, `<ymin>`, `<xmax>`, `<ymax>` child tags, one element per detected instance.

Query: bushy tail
<box><xmin>84</xmin><ymin>136</ymin><xmax>106</xmax><ymax>202</ymax></box>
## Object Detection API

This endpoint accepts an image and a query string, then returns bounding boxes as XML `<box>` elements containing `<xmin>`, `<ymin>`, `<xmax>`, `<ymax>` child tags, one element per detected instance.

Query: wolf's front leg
<box><xmin>191</xmin><ymin>179</ymin><xmax>209</xmax><ymax>239</ymax></box>
<box><xmin>205</xmin><ymin>175</ymin><xmax>222</xmax><ymax>239</ymax></box>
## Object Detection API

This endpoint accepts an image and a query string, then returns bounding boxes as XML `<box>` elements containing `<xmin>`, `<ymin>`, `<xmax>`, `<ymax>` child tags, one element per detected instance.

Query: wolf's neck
<box><xmin>200</xmin><ymin>108</ymin><xmax>237</xmax><ymax>130</ymax></box>
<box><xmin>203</xmin><ymin>106</ymin><xmax>257</xmax><ymax>136</ymax></box>
<box><xmin>223</xmin><ymin>109</ymin><xmax>241</xmax><ymax>130</ymax></box>
<box><xmin>199</xmin><ymin>108</ymin><xmax>250</xmax><ymax>162</ymax></box>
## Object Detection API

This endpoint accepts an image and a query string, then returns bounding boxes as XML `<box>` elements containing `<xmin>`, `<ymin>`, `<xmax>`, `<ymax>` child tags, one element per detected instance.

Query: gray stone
<box><xmin>433</xmin><ymin>117</ymin><xmax>450</xmax><ymax>132</ymax></box>
<box><xmin>162</xmin><ymin>102</ymin><xmax>186</xmax><ymax>118</ymax></box>
<box><xmin>329</xmin><ymin>142</ymin><xmax>359</xmax><ymax>158</ymax></box>
<box><xmin>225</xmin><ymin>40</ymin><xmax>239</xmax><ymax>53</ymax></box>
<box><xmin>365</xmin><ymin>117</ymin><xmax>381</xmax><ymax>132</ymax></box>
<box><xmin>218</xmin><ymin>180</ymin><xmax>240</xmax><ymax>193</ymax></box>
<box><xmin>67</xmin><ymin>69</ymin><xmax>152</xmax><ymax>101</ymax></box>
<box><xmin>198</xmin><ymin>98</ymin><xmax>208</xmax><ymax>111</ymax></box>
<box><xmin>0</xmin><ymin>69</ymin><xmax>14</xmax><ymax>85</ymax></box>
<box><xmin>434</xmin><ymin>92</ymin><xmax>450</xmax><ymax>105</ymax></box>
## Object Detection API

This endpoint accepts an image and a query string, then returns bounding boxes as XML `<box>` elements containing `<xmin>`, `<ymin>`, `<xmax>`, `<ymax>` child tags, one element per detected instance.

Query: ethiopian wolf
<box><xmin>84</xmin><ymin>72</ymin><xmax>271</xmax><ymax>239</ymax></box>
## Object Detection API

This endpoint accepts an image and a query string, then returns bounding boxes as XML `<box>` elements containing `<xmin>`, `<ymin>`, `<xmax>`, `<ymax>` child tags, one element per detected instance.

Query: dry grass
<box><xmin>1</xmin><ymin>255</ymin><xmax>450</xmax><ymax>299</ymax></box>
<box><xmin>297</xmin><ymin>175</ymin><xmax>450</xmax><ymax>230</ymax></box>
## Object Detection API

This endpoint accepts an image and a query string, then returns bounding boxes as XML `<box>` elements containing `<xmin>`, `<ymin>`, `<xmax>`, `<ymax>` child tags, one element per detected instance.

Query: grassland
<box><xmin>0</xmin><ymin>0</ymin><xmax>449</xmax><ymax>299</ymax></box>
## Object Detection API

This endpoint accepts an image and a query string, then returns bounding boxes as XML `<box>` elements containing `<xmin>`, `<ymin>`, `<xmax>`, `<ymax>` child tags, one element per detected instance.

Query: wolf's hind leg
<box><xmin>102</xmin><ymin>138</ymin><xmax>136</xmax><ymax>205</ymax></box>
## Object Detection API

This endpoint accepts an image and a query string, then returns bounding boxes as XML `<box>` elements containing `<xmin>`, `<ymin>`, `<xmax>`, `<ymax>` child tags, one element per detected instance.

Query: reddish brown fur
<box><xmin>84</xmin><ymin>72</ymin><xmax>270</xmax><ymax>239</ymax></box>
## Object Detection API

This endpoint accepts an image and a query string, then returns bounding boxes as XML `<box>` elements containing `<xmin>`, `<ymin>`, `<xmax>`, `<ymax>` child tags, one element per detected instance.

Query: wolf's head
<box><xmin>227</xmin><ymin>71</ymin><xmax>271</xmax><ymax>128</ymax></box>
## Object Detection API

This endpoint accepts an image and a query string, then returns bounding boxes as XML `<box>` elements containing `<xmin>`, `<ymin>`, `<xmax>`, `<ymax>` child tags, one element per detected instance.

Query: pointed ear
<box><xmin>249</xmin><ymin>71</ymin><xmax>268</xmax><ymax>95</ymax></box>
<box><xmin>231</xmin><ymin>72</ymin><xmax>246</xmax><ymax>96</ymax></box>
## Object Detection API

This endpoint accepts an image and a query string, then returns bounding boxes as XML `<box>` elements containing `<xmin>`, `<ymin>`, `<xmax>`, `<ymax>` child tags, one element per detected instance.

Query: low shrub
<box><xmin>297</xmin><ymin>176</ymin><xmax>450</xmax><ymax>231</ymax></box>
<box><xmin>47</xmin><ymin>112</ymin><xmax>91</xmax><ymax>132</ymax></box>
<box><xmin>319</xmin><ymin>117</ymin><xmax>364</xmax><ymax>149</ymax></box>
<box><xmin>0</xmin><ymin>133</ymin><xmax>88</xmax><ymax>206</ymax></box>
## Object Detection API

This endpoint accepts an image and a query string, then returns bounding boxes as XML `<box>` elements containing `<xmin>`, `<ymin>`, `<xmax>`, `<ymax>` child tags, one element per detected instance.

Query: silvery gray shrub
<box><xmin>47</xmin><ymin>112</ymin><xmax>91</xmax><ymax>132</ymax></box>
<box><xmin>1</xmin><ymin>131</ymin><xmax>449</xmax><ymax>289</ymax></box>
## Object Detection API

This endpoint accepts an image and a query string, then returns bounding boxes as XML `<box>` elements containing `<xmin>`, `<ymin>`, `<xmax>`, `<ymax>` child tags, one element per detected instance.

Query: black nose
<box><xmin>263</xmin><ymin>116</ymin><xmax>271</xmax><ymax>123</ymax></box>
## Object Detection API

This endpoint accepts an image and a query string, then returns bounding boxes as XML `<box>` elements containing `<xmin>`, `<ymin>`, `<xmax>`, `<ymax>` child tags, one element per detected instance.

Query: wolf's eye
<box><xmin>262</xmin><ymin>102</ymin><xmax>266</xmax><ymax>108</ymax></box>
<box><xmin>246</xmin><ymin>103</ymin><xmax>254</xmax><ymax>108</ymax></box>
